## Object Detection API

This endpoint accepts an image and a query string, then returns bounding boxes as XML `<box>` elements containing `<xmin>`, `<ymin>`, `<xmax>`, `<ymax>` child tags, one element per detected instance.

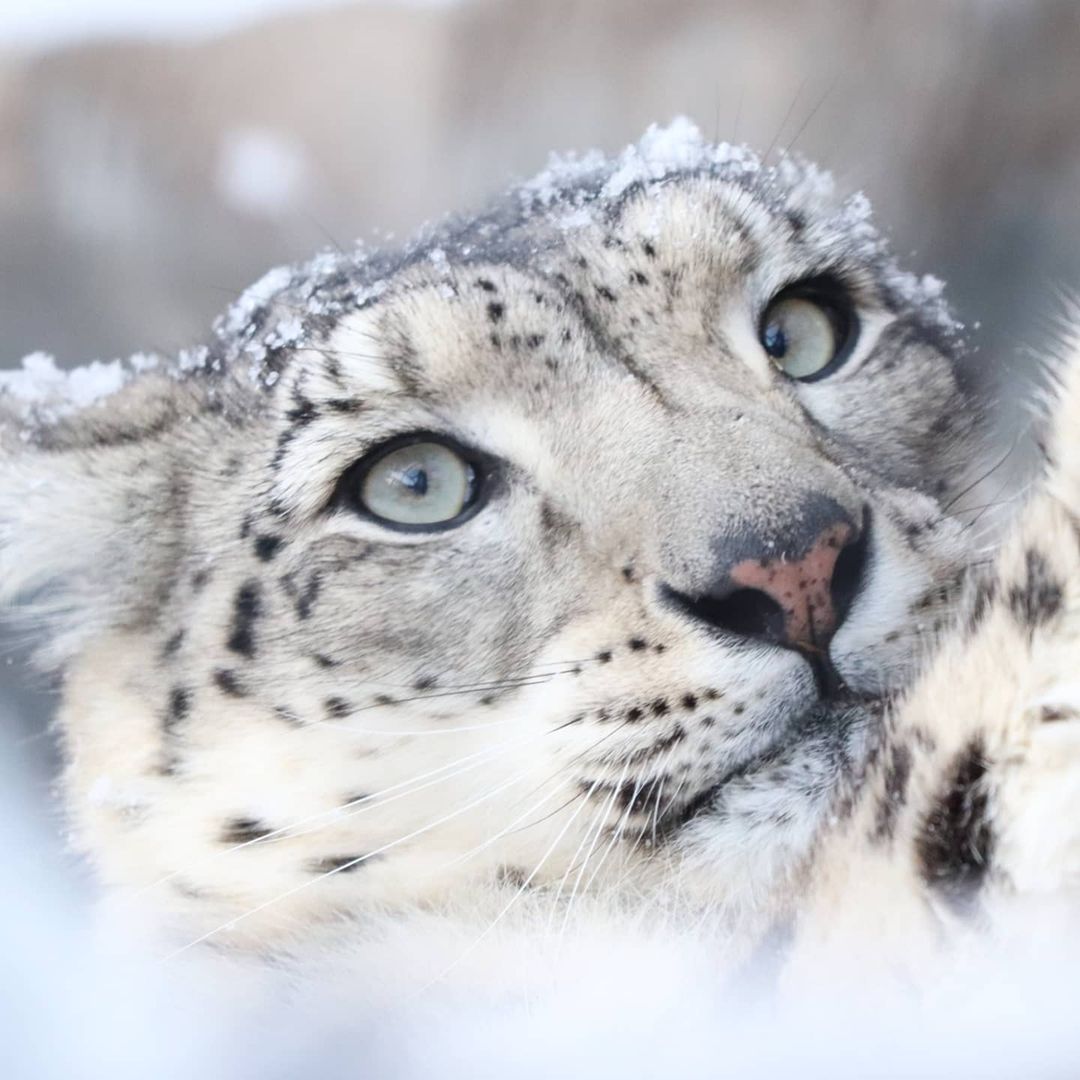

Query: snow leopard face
<box><xmin>1</xmin><ymin>125</ymin><xmax>977</xmax><ymax>944</ymax></box>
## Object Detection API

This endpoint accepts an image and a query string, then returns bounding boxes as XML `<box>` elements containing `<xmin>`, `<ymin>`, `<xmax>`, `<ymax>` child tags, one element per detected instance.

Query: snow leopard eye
<box><xmin>759</xmin><ymin>279</ymin><xmax>857</xmax><ymax>381</ymax></box>
<box><xmin>345</xmin><ymin>435</ymin><xmax>483</xmax><ymax>530</ymax></box>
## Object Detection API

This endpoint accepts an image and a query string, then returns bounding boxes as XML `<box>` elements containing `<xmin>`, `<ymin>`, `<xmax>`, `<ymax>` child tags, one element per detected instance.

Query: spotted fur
<box><xmin>1</xmin><ymin>123</ymin><xmax>1075</xmax><ymax>976</ymax></box>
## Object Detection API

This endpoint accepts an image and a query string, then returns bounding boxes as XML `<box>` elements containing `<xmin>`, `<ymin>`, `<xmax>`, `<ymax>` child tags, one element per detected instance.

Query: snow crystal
<box><xmin>1</xmin><ymin>118</ymin><xmax>964</xmax><ymax>416</ymax></box>
<box><xmin>219</xmin><ymin>264</ymin><xmax>295</xmax><ymax>337</ymax></box>
<box><xmin>520</xmin><ymin>147</ymin><xmax>606</xmax><ymax>207</ymax></box>
<box><xmin>0</xmin><ymin>352</ymin><xmax>130</xmax><ymax>421</ymax></box>
<box><xmin>215</xmin><ymin>126</ymin><xmax>315</xmax><ymax>219</ymax></box>
<box><xmin>521</xmin><ymin>118</ymin><xmax>761</xmax><ymax>235</ymax></box>
<box><xmin>266</xmin><ymin>316</ymin><xmax>305</xmax><ymax>349</ymax></box>
<box><xmin>600</xmin><ymin>117</ymin><xmax>710</xmax><ymax>200</ymax></box>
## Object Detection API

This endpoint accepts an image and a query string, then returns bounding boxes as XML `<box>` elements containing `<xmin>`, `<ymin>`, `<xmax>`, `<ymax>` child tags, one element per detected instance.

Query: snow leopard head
<box><xmin>1</xmin><ymin>121</ymin><xmax>978</xmax><ymax>945</ymax></box>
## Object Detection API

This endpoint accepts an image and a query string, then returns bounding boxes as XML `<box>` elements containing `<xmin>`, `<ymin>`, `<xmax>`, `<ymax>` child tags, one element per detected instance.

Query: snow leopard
<box><xmin>2</xmin><ymin>120</ymin><xmax>1078</xmax><ymax>982</ymax></box>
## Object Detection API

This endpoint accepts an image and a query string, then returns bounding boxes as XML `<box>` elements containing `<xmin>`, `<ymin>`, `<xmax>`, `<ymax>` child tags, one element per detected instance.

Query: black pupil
<box><xmin>400</xmin><ymin>465</ymin><xmax>429</xmax><ymax>496</ymax></box>
<box><xmin>762</xmin><ymin>321</ymin><xmax>787</xmax><ymax>358</ymax></box>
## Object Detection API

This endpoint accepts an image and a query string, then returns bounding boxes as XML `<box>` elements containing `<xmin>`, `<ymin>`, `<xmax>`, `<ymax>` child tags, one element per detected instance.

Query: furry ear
<box><xmin>0</xmin><ymin>364</ymin><xmax>195</xmax><ymax>669</ymax></box>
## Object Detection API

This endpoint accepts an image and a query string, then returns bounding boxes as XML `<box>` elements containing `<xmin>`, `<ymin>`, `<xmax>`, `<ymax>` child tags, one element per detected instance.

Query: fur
<box><xmin>2</xmin><ymin>123</ymin><xmax>1076</xmax><ymax>1004</ymax></box>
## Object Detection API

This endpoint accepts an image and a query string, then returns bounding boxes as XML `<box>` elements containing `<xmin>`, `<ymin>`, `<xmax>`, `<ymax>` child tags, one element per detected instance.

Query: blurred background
<box><xmin>3</xmin><ymin>0</ymin><xmax>1080</xmax><ymax>803</ymax></box>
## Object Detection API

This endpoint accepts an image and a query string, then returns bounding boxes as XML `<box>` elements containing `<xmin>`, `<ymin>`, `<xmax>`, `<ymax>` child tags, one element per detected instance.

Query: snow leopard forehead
<box><xmin>206</xmin><ymin>118</ymin><xmax>957</xmax><ymax>394</ymax></box>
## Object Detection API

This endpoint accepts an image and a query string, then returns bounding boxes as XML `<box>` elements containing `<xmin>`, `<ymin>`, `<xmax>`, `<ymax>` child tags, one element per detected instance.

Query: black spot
<box><xmin>680</xmin><ymin>693</ymin><xmax>698</xmax><ymax>711</ymax></box>
<box><xmin>967</xmin><ymin>575</ymin><xmax>997</xmax><ymax>633</ymax></box>
<box><xmin>162</xmin><ymin>630</ymin><xmax>184</xmax><ymax>658</ymax></box>
<box><xmin>621</xmin><ymin>564</ymin><xmax>635</xmax><ymax>582</ymax></box>
<box><xmin>595</xmin><ymin>285</ymin><xmax>617</xmax><ymax>302</ymax></box>
<box><xmin>221</xmin><ymin>817</ymin><xmax>272</xmax><ymax>845</ymax></box>
<box><xmin>630</xmin><ymin>270</ymin><xmax>648</xmax><ymax>285</ymax></box>
<box><xmin>213</xmin><ymin>668</ymin><xmax>247</xmax><ymax>697</ymax></box>
<box><xmin>254</xmin><ymin>534</ymin><xmax>285</xmax><ymax>561</ymax></box>
<box><xmin>651</xmin><ymin>699</ymin><xmax>669</xmax><ymax>717</ymax></box>
<box><xmin>191</xmin><ymin>567</ymin><xmax>212</xmax><ymax>591</ymax></box>
<box><xmin>495</xmin><ymin>865</ymin><xmax>530</xmax><ymax>889</ymax></box>
<box><xmin>479</xmin><ymin>694</ymin><xmax>496</xmax><ymax>706</ymax></box>
<box><xmin>307</xmin><ymin>854</ymin><xmax>373</xmax><ymax>875</ymax></box>
<box><xmin>327</xmin><ymin>397</ymin><xmax>364</xmax><ymax>414</ymax></box>
<box><xmin>596</xmin><ymin>650</ymin><xmax>613</xmax><ymax>664</ymax></box>
<box><xmin>915</xmin><ymin>739</ymin><xmax>994</xmax><ymax>911</ymax></box>
<box><xmin>642</xmin><ymin>241</ymin><xmax>657</xmax><ymax>259</ymax></box>
<box><xmin>1007</xmin><ymin>549</ymin><xmax>1063</xmax><ymax>629</ymax></box>
<box><xmin>373</xmin><ymin>694</ymin><xmax>396</xmax><ymax>707</ymax></box>
<box><xmin>525</xmin><ymin>334</ymin><xmax>545</xmax><ymax>349</ymax></box>
<box><xmin>285</xmin><ymin>398</ymin><xmax>318</xmax><ymax>426</ymax></box>
<box><xmin>270</xmin><ymin>428</ymin><xmax>296</xmax><ymax>471</ymax></box>
<box><xmin>626</xmin><ymin>706</ymin><xmax>644</xmax><ymax>722</ymax></box>
<box><xmin>227</xmin><ymin>581</ymin><xmax>262</xmax><ymax>658</ymax></box>
<box><xmin>324</xmin><ymin>696</ymin><xmax>352</xmax><ymax>719</ymax></box>
<box><xmin>733</xmin><ymin>703</ymin><xmax>745</xmax><ymax>716</ymax></box>
<box><xmin>165</xmin><ymin>686</ymin><xmax>190</xmax><ymax>732</ymax></box>
<box><xmin>487</xmin><ymin>301</ymin><xmax>505</xmax><ymax>323</ymax></box>
<box><xmin>476</xmin><ymin>278</ymin><xmax>497</xmax><ymax>292</ymax></box>
<box><xmin>1040</xmin><ymin>705</ymin><xmax>1078</xmax><ymax>723</ymax></box>
<box><xmin>283</xmin><ymin>570</ymin><xmax>323</xmax><ymax>621</ymax></box>
<box><xmin>628</xmin><ymin>637</ymin><xmax>647</xmax><ymax>651</ymax></box>
<box><xmin>413</xmin><ymin>675</ymin><xmax>437</xmax><ymax>691</ymax></box>
<box><xmin>872</xmin><ymin>744</ymin><xmax>913</xmax><ymax>843</ymax></box>
<box><xmin>313</xmin><ymin>653</ymin><xmax>339</xmax><ymax>669</ymax></box>
<box><xmin>539</xmin><ymin>500</ymin><xmax>574</xmax><ymax>536</ymax></box>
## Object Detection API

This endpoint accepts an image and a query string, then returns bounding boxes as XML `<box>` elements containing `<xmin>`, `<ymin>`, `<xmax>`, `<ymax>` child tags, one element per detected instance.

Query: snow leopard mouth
<box><xmin>654</xmin><ymin>688</ymin><xmax>883</xmax><ymax>839</ymax></box>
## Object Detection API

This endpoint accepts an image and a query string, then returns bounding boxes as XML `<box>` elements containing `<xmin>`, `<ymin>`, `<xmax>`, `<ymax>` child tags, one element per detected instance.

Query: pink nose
<box><xmin>727</xmin><ymin>521</ymin><xmax>855</xmax><ymax>653</ymax></box>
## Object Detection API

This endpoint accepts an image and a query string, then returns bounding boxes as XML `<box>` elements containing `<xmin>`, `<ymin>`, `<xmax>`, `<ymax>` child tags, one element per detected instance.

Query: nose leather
<box><xmin>661</xmin><ymin>496</ymin><xmax>868</xmax><ymax>658</ymax></box>
<box><xmin>727</xmin><ymin>520</ymin><xmax>855</xmax><ymax>652</ymax></box>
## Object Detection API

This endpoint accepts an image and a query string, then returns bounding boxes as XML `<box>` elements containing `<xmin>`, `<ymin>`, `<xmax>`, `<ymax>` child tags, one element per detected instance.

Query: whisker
<box><xmin>140</xmin><ymin>728</ymin><xmax>550</xmax><ymax>893</ymax></box>
<box><xmin>782</xmin><ymin>74</ymin><xmax>838</xmax><ymax>158</ymax></box>
<box><xmin>762</xmin><ymin>76</ymin><xmax>809</xmax><ymax>165</ymax></box>
<box><xmin>942</xmin><ymin>428</ymin><xmax>1030</xmax><ymax>514</ymax></box>
<box><xmin>440</xmin><ymin>783</ymin><xmax>567</xmax><ymax>872</ymax></box>
<box><xmin>164</xmin><ymin>767</ymin><xmax>535</xmax><ymax>960</ymax></box>
<box><xmin>415</xmin><ymin>782</ymin><xmax>598</xmax><ymax>996</ymax></box>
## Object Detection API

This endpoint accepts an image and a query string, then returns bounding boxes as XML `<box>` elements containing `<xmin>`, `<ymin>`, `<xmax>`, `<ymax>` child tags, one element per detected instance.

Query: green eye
<box><xmin>357</xmin><ymin>439</ymin><xmax>478</xmax><ymax>528</ymax></box>
<box><xmin>759</xmin><ymin>282</ymin><xmax>856</xmax><ymax>381</ymax></box>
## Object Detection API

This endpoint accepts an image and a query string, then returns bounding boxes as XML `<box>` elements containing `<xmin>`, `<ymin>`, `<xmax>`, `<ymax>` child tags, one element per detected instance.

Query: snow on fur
<box><xmin>0</xmin><ymin>118</ymin><xmax>960</xmax><ymax>428</ymax></box>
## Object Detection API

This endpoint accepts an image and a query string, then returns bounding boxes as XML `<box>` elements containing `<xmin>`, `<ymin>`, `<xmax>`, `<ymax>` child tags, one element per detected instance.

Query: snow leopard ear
<box><xmin>0</xmin><ymin>365</ymin><xmax>195</xmax><ymax>669</ymax></box>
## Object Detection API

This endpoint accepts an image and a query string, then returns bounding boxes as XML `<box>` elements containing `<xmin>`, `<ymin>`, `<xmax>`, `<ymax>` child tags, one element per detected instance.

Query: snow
<box><xmin>220</xmin><ymin>264</ymin><xmax>296</xmax><ymax>337</ymax></box>
<box><xmin>0</xmin><ymin>119</ymin><xmax>963</xmax><ymax>424</ymax></box>
<box><xmin>600</xmin><ymin>116</ymin><xmax>755</xmax><ymax>200</ymax></box>
<box><xmin>0</xmin><ymin>352</ymin><xmax>129</xmax><ymax>421</ymax></box>
<box><xmin>215</xmin><ymin>127</ymin><xmax>315</xmax><ymax>219</ymax></box>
